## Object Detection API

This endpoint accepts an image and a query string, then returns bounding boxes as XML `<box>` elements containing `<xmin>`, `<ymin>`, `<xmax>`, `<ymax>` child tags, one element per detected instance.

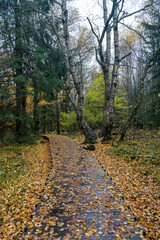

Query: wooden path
<box><xmin>21</xmin><ymin>135</ymin><xmax>145</xmax><ymax>240</ymax></box>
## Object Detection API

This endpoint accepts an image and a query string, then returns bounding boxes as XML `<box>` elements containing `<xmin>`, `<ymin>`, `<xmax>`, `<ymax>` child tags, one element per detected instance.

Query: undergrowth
<box><xmin>108</xmin><ymin>129</ymin><xmax>160</xmax><ymax>182</ymax></box>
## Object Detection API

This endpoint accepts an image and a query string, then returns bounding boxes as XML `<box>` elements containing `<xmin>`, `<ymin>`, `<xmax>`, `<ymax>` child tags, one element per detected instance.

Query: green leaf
<box><xmin>0</xmin><ymin>171</ymin><xmax>6</xmax><ymax>177</ymax></box>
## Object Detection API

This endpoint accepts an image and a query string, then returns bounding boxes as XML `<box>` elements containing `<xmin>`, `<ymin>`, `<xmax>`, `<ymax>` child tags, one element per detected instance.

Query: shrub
<box><xmin>61</xmin><ymin>112</ymin><xmax>79</xmax><ymax>133</ymax></box>
<box><xmin>83</xmin><ymin>109</ymin><xmax>102</xmax><ymax>130</ymax></box>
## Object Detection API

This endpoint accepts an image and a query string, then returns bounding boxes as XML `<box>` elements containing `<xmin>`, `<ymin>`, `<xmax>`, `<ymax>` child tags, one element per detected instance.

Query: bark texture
<box><xmin>62</xmin><ymin>0</ymin><xmax>97</xmax><ymax>143</ymax></box>
<box><xmin>98</xmin><ymin>0</ymin><xmax>119</xmax><ymax>142</ymax></box>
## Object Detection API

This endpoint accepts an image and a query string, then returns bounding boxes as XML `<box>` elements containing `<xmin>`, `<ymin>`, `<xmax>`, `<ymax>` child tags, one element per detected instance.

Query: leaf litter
<box><xmin>18</xmin><ymin>135</ymin><xmax>145</xmax><ymax>239</ymax></box>
<box><xmin>0</xmin><ymin>139</ymin><xmax>51</xmax><ymax>239</ymax></box>
<box><xmin>1</xmin><ymin>134</ymin><xmax>159</xmax><ymax>239</ymax></box>
<box><xmin>87</xmin><ymin>137</ymin><xmax>160</xmax><ymax>240</ymax></box>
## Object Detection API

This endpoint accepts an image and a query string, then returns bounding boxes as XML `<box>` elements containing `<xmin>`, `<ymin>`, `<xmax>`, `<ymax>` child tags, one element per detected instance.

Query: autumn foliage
<box><xmin>0</xmin><ymin>139</ymin><xmax>51</xmax><ymax>239</ymax></box>
<box><xmin>86</xmin><ymin>131</ymin><xmax>160</xmax><ymax>240</ymax></box>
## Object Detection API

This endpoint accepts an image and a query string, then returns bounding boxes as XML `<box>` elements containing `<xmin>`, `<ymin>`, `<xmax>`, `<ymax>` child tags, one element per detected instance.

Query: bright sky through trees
<box><xmin>73</xmin><ymin>0</ymin><xmax>144</xmax><ymax>26</ymax></box>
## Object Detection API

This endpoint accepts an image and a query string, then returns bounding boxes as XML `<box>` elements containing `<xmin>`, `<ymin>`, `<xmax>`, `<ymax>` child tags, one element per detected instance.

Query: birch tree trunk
<box><xmin>95</xmin><ymin>0</ymin><xmax>118</xmax><ymax>142</ymax></box>
<box><xmin>99</xmin><ymin>0</ymin><xmax>111</xmax><ymax>138</ymax></box>
<box><xmin>102</xmin><ymin>2</ymin><xmax>119</xmax><ymax>142</ymax></box>
<box><xmin>89</xmin><ymin>0</ymin><xmax>119</xmax><ymax>142</ymax></box>
<box><xmin>88</xmin><ymin>0</ymin><xmax>117</xmax><ymax>141</ymax></box>
<box><xmin>62</xmin><ymin>0</ymin><xmax>97</xmax><ymax>143</ymax></box>
<box><xmin>88</xmin><ymin>0</ymin><xmax>152</xmax><ymax>142</ymax></box>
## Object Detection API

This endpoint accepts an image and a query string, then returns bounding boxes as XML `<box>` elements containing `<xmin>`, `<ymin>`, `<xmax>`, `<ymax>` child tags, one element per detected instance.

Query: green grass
<box><xmin>0</xmin><ymin>144</ymin><xmax>27</xmax><ymax>188</ymax></box>
<box><xmin>108</xmin><ymin>129</ymin><xmax>160</xmax><ymax>182</ymax></box>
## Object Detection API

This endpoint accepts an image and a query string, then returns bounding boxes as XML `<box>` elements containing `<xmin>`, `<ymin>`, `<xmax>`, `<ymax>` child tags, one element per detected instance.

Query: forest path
<box><xmin>21</xmin><ymin>135</ymin><xmax>145</xmax><ymax>240</ymax></box>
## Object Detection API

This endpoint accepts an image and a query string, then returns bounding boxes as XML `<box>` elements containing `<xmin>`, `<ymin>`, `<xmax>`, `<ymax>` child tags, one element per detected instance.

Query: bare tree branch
<box><xmin>119</xmin><ymin>52</ymin><xmax>132</xmax><ymax>62</ymax></box>
<box><xmin>122</xmin><ymin>38</ymin><xmax>140</xmax><ymax>61</ymax></box>
<box><xmin>117</xmin><ymin>0</ymin><xmax>125</xmax><ymax>20</ymax></box>
<box><xmin>87</xmin><ymin>18</ymin><xmax>100</xmax><ymax>43</ymax></box>
<box><xmin>119</xmin><ymin>22</ymin><xmax>146</xmax><ymax>42</ymax></box>
<box><xmin>119</xmin><ymin>64</ymin><xmax>137</xmax><ymax>69</ymax></box>
<box><xmin>119</xmin><ymin>4</ymin><xmax>151</xmax><ymax>21</ymax></box>
<box><xmin>99</xmin><ymin>0</ymin><xmax>116</xmax><ymax>44</ymax></box>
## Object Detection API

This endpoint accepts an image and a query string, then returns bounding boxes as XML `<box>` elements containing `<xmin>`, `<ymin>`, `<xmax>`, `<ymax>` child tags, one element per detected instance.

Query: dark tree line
<box><xmin>0</xmin><ymin>0</ymin><xmax>160</xmax><ymax>143</ymax></box>
<box><xmin>0</xmin><ymin>0</ymin><xmax>66</xmax><ymax>142</ymax></box>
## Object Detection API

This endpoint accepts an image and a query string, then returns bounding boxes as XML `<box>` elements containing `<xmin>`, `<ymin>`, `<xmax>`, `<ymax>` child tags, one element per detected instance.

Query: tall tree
<box><xmin>88</xmin><ymin>0</ymin><xmax>120</xmax><ymax>141</ymax></box>
<box><xmin>0</xmin><ymin>0</ymin><xmax>66</xmax><ymax>140</ymax></box>
<box><xmin>0</xmin><ymin>0</ymin><xmax>30</xmax><ymax>141</ymax></box>
<box><xmin>14</xmin><ymin>0</ymin><xmax>28</xmax><ymax>139</ymax></box>
<box><xmin>61</xmin><ymin>0</ymin><xmax>97</xmax><ymax>143</ymax></box>
<box><xmin>88</xmin><ymin>0</ymin><xmax>151</xmax><ymax>142</ymax></box>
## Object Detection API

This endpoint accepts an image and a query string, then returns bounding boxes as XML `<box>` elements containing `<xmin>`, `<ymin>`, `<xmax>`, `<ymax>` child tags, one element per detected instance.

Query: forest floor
<box><xmin>0</xmin><ymin>129</ymin><xmax>159</xmax><ymax>239</ymax></box>
<box><xmin>73</xmin><ymin>129</ymin><xmax>160</xmax><ymax>240</ymax></box>
<box><xmin>0</xmin><ymin>138</ymin><xmax>51</xmax><ymax>239</ymax></box>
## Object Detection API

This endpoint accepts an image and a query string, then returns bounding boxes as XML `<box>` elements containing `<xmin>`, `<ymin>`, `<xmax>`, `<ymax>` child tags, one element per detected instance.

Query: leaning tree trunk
<box><xmin>62</xmin><ymin>0</ymin><xmax>97</xmax><ymax>143</ymax></box>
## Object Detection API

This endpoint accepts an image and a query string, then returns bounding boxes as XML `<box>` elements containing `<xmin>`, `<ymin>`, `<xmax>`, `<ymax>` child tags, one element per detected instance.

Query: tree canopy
<box><xmin>0</xmin><ymin>0</ymin><xmax>159</xmax><ymax>143</ymax></box>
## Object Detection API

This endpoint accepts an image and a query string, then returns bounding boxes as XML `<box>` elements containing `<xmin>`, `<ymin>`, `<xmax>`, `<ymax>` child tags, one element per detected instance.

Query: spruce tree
<box><xmin>140</xmin><ymin>0</ymin><xmax>160</xmax><ymax>128</ymax></box>
<box><xmin>0</xmin><ymin>0</ymin><xmax>66</xmax><ymax>140</ymax></box>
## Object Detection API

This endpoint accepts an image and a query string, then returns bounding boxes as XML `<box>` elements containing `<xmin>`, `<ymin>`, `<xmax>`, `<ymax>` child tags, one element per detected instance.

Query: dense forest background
<box><xmin>0</xmin><ymin>0</ymin><xmax>160</xmax><ymax>143</ymax></box>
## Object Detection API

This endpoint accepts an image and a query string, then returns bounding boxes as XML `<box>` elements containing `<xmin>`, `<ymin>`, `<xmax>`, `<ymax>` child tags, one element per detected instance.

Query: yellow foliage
<box><xmin>27</xmin><ymin>87</ymin><xmax>34</xmax><ymax>92</ymax></box>
<box><xmin>0</xmin><ymin>140</ymin><xmax>51</xmax><ymax>239</ymax></box>
<box><xmin>120</xmin><ymin>26</ymin><xmax>138</xmax><ymax>46</ymax></box>
<box><xmin>38</xmin><ymin>99</ymin><xmax>48</xmax><ymax>106</ymax></box>
<box><xmin>85</xmin><ymin>74</ymin><xmax>104</xmax><ymax>105</ymax></box>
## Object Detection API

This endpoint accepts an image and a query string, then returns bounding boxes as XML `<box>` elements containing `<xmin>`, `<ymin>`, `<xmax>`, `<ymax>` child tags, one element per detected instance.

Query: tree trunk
<box><xmin>33</xmin><ymin>81</ymin><xmax>40</xmax><ymax>135</ymax></box>
<box><xmin>55</xmin><ymin>96</ymin><xmax>60</xmax><ymax>135</ymax></box>
<box><xmin>99</xmin><ymin>0</ymin><xmax>111</xmax><ymax>138</ymax></box>
<box><xmin>102</xmin><ymin>1</ymin><xmax>119</xmax><ymax>142</ymax></box>
<box><xmin>15</xmin><ymin>0</ymin><xmax>27</xmax><ymax>140</ymax></box>
<box><xmin>43</xmin><ymin>111</ymin><xmax>46</xmax><ymax>134</ymax></box>
<box><xmin>61</xmin><ymin>0</ymin><xmax>97</xmax><ymax>143</ymax></box>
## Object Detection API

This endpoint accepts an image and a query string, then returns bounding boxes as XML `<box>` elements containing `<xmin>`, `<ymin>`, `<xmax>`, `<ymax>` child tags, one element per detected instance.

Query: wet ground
<box><xmin>20</xmin><ymin>135</ymin><xmax>145</xmax><ymax>239</ymax></box>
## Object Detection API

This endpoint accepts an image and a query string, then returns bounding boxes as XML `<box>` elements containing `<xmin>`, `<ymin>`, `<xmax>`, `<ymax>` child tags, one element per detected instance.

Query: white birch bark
<box><xmin>102</xmin><ymin>1</ymin><xmax>119</xmax><ymax>141</ymax></box>
<box><xmin>61</xmin><ymin>0</ymin><xmax>97</xmax><ymax>143</ymax></box>
<box><xmin>89</xmin><ymin>0</ymin><xmax>152</xmax><ymax>141</ymax></box>
<box><xmin>100</xmin><ymin>0</ymin><xmax>112</xmax><ymax>139</ymax></box>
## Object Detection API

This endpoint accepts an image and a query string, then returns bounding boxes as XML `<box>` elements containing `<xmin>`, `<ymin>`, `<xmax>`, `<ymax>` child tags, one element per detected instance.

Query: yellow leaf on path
<box><xmin>85</xmin><ymin>230</ymin><xmax>94</xmax><ymax>237</ymax></box>
<box><xmin>29</xmin><ymin>223</ymin><xmax>34</xmax><ymax>228</ymax></box>
<box><xmin>48</xmin><ymin>220</ymin><xmax>56</xmax><ymax>226</ymax></box>
<box><xmin>62</xmin><ymin>233</ymin><xmax>71</xmax><ymax>240</ymax></box>
<box><xmin>57</xmin><ymin>222</ymin><xmax>64</xmax><ymax>227</ymax></box>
